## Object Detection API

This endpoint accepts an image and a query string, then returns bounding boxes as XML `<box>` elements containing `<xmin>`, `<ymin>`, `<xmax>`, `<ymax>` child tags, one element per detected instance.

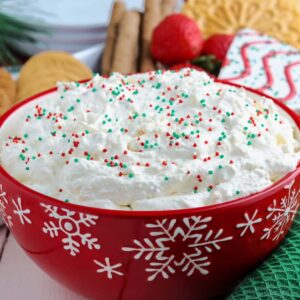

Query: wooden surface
<box><xmin>0</xmin><ymin>226</ymin><xmax>86</xmax><ymax>300</ymax></box>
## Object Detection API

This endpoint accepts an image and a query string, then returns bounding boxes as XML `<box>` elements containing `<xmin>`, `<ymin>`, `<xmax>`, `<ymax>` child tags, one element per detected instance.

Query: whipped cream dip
<box><xmin>1</xmin><ymin>69</ymin><xmax>299</xmax><ymax>210</ymax></box>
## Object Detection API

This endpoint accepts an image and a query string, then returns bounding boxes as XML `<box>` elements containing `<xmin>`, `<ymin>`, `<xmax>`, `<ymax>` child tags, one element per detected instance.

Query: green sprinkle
<box><xmin>67</xmin><ymin>106</ymin><xmax>75</xmax><ymax>112</ymax></box>
<box><xmin>200</xmin><ymin>99</ymin><xmax>206</xmax><ymax>107</ymax></box>
<box><xmin>247</xmin><ymin>141</ymin><xmax>252</xmax><ymax>145</ymax></box>
<box><xmin>25</xmin><ymin>167</ymin><xmax>30</xmax><ymax>171</ymax></box>
<box><xmin>218</xmin><ymin>165</ymin><xmax>223</xmax><ymax>169</ymax></box>
<box><xmin>128</xmin><ymin>172</ymin><xmax>134</xmax><ymax>178</ymax></box>
<box><xmin>164</xmin><ymin>176</ymin><xmax>169</xmax><ymax>181</ymax></box>
<box><xmin>76</xmin><ymin>98</ymin><xmax>81</xmax><ymax>103</ymax></box>
<box><xmin>208</xmin><ymin>170</ymin><xmax>214</xmax><ymax>175</ymax></box>
<box><xmin>74</xmin><ymin>158</ymin><xmax>79</xmax><ymax>163</ymax></box>
<box><xmin>173</xmin><ymin>132</ymin><xmax>180</xmax><ymax>139</ymax></box>
<box><xmin>236</xmin><ymin>191</ymin><xmax>240</xmax><ymax>195</ymax></box>
<box><xmin>112</xmin><ymin>89</ymin><xmax>120</xmax><ymax>96</ymax></box>
<box><xmin>24</xmin><ymin>134</ymin><xmax>28</xmax><ymax>138</ymax></box>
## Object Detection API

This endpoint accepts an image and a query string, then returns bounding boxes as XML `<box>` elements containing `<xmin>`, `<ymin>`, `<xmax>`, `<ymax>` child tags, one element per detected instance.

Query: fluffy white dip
<box><xmin>1</xmin><ymin>69</ymin><xmax>299</xmax><ymax>210</ymax></box>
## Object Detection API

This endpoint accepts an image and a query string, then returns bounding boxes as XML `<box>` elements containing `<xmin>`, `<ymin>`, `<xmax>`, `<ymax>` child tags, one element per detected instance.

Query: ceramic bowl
<box><xmin>0</xmin><ymin>81</ymin><xmax>299</xmax><ymax>300</ymax></box>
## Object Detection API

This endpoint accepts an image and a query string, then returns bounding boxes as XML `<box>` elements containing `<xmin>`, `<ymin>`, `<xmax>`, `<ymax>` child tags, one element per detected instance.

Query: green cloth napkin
<box><xmin>228</xmin><ymin>214</ymin><xmax>300</xmax><ymax>300</ymax></box>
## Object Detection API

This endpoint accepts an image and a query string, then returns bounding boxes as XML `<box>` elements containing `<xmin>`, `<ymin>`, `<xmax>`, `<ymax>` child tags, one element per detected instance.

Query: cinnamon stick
<box><xmin>140</xmin><ymin>0</ymin><xmax>161</xmax><ymax>72</ymax></box>
<box><xmin>101</xmin><ymin>1</ymin><xmax>125</xmax><ymax>75</ymax></box>
<box><xmin>161</xmin><ymin>0</ymin><xmax>177</xmax><ymax>19</ymax></box>
<box><xmin>111</xmin><ymin>11</ymin><xmax>141</xmax><ymax>74</ymax></box>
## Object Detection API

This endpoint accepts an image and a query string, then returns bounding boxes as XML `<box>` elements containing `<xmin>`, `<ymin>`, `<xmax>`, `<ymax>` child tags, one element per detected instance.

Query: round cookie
<box><xmin>0</xmin><ymin>68</ymin><xmax>16</xmax><ymax>104</ymax></box>
<box><xmin>0</xmin><ymin>90</ymin><xmax>12</xmax><ymax>115</ymax></box>
<box><xmin>17</xmin><ymin>51</ymin><xmax>92</xmax><ymax>102</ymax></box>
<box><xmin>182</xmin><ymin>0</ymin><xmax>300</xmax><ymax>49</ymax></box>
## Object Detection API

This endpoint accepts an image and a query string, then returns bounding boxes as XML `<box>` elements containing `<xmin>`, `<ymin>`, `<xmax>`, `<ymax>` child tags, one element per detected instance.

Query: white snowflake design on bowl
<box><xmin>122</xmin><ymin>216</ymin><xmax>233</xmax><ymax>281</ymax></box>
<box><xmin>94</xmin><ymin>257</ymin><xmax>124</xmax><ymax>279</ymax></box>
<box><xmin>0</xmin><ymin>184</ymin><xmax>12</xmax><ymax>227</ymax></box>
<box><xmin>236</xmin><ymin>209</ymin><xmax>262</xmax><ymax>237</ymax></box>
<box><xmin>0</xmin><ymin>184</ymin><xmax>31</xmax><ymax>228</ymax></box>
<box><xmin>261</xmin><ymin>180</ymin><xmax>300</xmax><ymax>241</ymax></box>
<box><xmin>41</xmin><ymin>203</ymin><xmax>101</xmax><ymax>256</ymax></box>
<box><xmin>12</xmin><ymin>197</ymin><xmax>31</xmax><ymax>225</ymax></box>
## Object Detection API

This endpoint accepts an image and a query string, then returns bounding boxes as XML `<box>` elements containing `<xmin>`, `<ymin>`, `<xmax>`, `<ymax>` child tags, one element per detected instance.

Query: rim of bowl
<box><xmin>1</xmin><ymin>77</ymin><xmax>300</xmax><ymax>218</ymax></box>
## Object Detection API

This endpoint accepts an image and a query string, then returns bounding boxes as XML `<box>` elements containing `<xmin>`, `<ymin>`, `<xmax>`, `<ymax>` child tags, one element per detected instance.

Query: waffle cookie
<box><xmin>182</xmin><ymin>0</ymin><xmax>300</xmax><ymax>49</ymax></box>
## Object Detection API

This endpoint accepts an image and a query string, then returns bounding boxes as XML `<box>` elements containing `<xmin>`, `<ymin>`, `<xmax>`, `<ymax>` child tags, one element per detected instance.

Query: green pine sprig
<box><xmin>0</xmin><ymin>12</ymin><xmax>48</xmax><ymax>65</ymax></box>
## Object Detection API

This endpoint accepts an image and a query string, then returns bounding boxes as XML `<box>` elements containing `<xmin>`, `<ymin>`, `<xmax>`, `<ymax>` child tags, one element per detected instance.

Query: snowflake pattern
<box><xmin>261</xmin><ymin>180</ymin><xmax>300</xmax><ymax>241</ymax></box>
<box><xmin>94</xmin><ymin>257</ymin><xmax>123</xmax><ymax>279</ymax></box>
<box><xmin>41</xmin><ymin>203</ymin><xmax>101</xmax><ymax>256</ymax></box>
<box><xmin>122</xmin><ymin>216</ymin><xmax>233</xmax><ymax>281</ymax></box>
<box><xmin>12</xmin><ymin>197</ymin><xmax>31</xmax><ymax>225</ymax></box>
<box><xmin>0</xmin><ymin>184</ymin><xmax>12</xmax><ymax>228</ymax></box>
<box><xmin>236</xmin><ymin>210</ymin><xmax>262</xmax><ymax>237</ymax></box>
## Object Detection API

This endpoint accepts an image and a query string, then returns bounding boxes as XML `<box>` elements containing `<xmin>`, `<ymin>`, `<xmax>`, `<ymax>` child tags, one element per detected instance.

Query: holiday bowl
<box><xmin>0</xmin><ymin>82</ymin><xmax>299</xmax><ymax>300</ymax></box>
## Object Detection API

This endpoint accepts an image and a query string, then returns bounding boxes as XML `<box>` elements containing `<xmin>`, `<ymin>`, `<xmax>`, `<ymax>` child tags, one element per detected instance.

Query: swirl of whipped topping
<box><xmin>1</xmin><ymin>69</ymin><xmax>299</xmax><ymax>210</ymax></box>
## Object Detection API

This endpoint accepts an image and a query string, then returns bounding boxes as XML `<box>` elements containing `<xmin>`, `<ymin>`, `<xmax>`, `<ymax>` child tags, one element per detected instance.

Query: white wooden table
<box><xmin>0</xmin><ymin>226</ymin><xmax>86</xmax><ymax>300</ymax></box>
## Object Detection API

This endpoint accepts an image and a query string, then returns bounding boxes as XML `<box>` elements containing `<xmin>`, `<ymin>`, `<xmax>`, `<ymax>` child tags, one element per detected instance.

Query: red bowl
<box><xmin>0</xmin><ymin>81</ymin><xmax>299</xmax><ymax>300</ymax></box>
